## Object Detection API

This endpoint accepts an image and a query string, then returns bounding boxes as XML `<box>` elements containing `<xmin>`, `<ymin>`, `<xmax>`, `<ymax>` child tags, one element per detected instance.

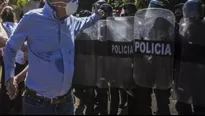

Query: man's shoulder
<box><xmin>24</xmin><ymin>8</ymin><xmax>44</xmax><ymax>17</ymax></box>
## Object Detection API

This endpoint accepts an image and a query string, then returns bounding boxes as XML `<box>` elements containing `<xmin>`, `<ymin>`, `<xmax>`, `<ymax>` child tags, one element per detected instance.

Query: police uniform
<box><xmin>73</xmin><ymin>10</ymin><xmax>97</xmax><ymax>115</ymax></box>
<box><xmin>126</xmin><ymin>0</ymin><xmax>172</xmax><ymax>115</ymax></box>
<box><xmin>174</xmin><ymin>0</ymin><xmax>205</xmax><ymax>115</ymax></box>
<box><xmin>119</xmin><ymin>3</ymin><xmax>153</xmax><ymax>115</ymax></box>
<box><xmin>94</xmin><ymin>3</ymin><xmax>114</xmax><ymax>115</ymax></box>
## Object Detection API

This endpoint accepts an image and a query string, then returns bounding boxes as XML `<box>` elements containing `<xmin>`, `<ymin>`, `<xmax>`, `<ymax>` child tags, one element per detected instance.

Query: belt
<box><xmin>25</xmin><ymin>87</ymin><xmax>72</xmax><ymax>104</ymax></box>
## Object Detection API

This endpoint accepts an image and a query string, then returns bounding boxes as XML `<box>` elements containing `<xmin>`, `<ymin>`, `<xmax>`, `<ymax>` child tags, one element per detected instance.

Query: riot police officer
<box><xmin>94</xmin><ymin>3</ymin><xmax>113</xmax><ymax>115</ymax></box>
<box><xmin>120</xmin><ymin>3</ymin><xmax>137</xmax><ymax>17</ymax></box>
<box><xmin>147</xmin><ymin>0</ymin><xmax>172</xmax><ymax>115</ymax></box>
<box><xmin>120</xmin><ymin>3</ymin><xmax>154</xmax><ymax>115</ymax></box>
<box><xmin>174</xmin><ymin>0</ymin><xmax>205</xmax><ymax>115</ymax></box>
<box><xmin>73</xmin><ymin>10</ymin><xmax>97</xmax><ymax>115</ymax></box>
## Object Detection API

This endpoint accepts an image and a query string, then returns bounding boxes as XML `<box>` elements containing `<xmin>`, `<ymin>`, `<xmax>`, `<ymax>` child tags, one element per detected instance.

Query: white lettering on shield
<box><xmin>134</xmin><ymin>41</ymin><xmax>171</xmax><ymax>55</ymax></box>
<box><xmin>112</xmin><ymin>44</ymin><xmax>133</xmax><ymax>54</ymax></box>
<box><xmin>112</xmin><ymin>41</ymin><xmax>172</xmax><ymax>55</ymax></box>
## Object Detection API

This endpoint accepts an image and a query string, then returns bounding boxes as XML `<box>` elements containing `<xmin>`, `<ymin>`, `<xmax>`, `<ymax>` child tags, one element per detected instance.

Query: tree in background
<box><xmin>107</xmin><ymin>0</ymin><xmax>149</xmax><ymax>9</ymax></box>
<box><xmin>9</xmin><ymin>0</ymin><xmax>29</xmax><ymax>8</ymax></box>
<box><xmin>9</xmin><ymin>0</ymin><xmax>189</xmax><ymax>11</ymax></box>
<box><xmin>106</xmin><ymin>0</ymin><xmax>188</xmax><ymax>12</ymax></box>
<box><xmin>8</xmin><ymin>0</ymin><xmax>190</xmax><ymax>16</ymax></box>
<box><xmin>78</xmin><ymin>0</ymin><xmax>97</xmax><ymax>12</ymax></box>
<box><xmin>134</xmin><ymin>0</ymin><xmax>150</xmax><ymax>9</ymax></box>
<box><xmin>7</xmin><ymin>0</ymin><xmax>29</xmax><ymax>20</ymax></box>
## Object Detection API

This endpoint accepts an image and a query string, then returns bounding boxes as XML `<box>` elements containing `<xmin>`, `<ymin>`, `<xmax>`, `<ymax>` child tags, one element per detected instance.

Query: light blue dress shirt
<box><xmin>4</xmin><ymin>3</ymin><xmax>100</xmax><ymax>98</ymax></box>
<box><xmin>2</xmin><ymin>22</ymin><xmax>26</xmax><ymax>65</ymax></box>
<box><xmin>2</xmin><ymin>22</ymin><xmax>18</xmax><ymax>37</ymax></box>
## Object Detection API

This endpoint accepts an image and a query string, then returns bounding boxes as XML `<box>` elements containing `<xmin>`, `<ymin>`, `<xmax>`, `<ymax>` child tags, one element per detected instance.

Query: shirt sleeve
<box><xmin>3</xmin><ymin>13</ymin><xmax>32</xmax><ymax>81</ymax></box>
<box><xmin>72</xmin><ymin>12</ymin><xmax>100</xmax><ymax>36</ymax></box>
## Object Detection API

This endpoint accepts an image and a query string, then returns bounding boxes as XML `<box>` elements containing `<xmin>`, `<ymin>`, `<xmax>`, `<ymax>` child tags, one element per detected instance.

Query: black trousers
<box><xmin>127</xmin><ymin>85</ymin><xmax>171</xmax><ymax>115</ymax></box>
<box><xmin>176</xmin><ymin>101</ymin><xmax>205</xmax><ymax>115</ymax></box>
<box><xmin>110</xmin><ymin>88</ymin><xmax>120</xmax><ymax>115</ymax></box>
<box><xmin>95</xmin><ymin>88</ymin><xmax>108</xmax><ymax>115</ymax></box>
<box><xmin>154</xmin><ymin>88</ymin><xmax>171</xmax><ymax>115</ymax></box>
<box><xmin>73</xmin><ymin>85</ymin><xmax>95</xmax><ymax>115</ymax></box>
<box><xmin>128</xmin><ymin>86</ymin><xmax>152</xmax><ymax>115</ymax></box>
<box><xmin>119</xmin><ymin>89</ymin><xmax>127</xmax><ymax>107</ymax></box>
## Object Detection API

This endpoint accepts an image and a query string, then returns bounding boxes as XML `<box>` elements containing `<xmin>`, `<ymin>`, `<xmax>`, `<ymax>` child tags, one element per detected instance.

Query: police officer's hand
<box><xmin>97</xmin><ymin>9</ymin><xmax>105</xmax><ymax>18</ymax></box>
<box><xmin>5</xmin><ymin>77</ymin><xmax>19</xmax><ymax>100</ymax></box>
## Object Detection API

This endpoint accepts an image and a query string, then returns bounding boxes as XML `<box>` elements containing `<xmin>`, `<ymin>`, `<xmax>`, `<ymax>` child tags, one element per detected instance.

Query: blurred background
<box><xmin>8</xmin><ymin>0</ymin><xmax>193</xmax><ymax>20</ymax></box>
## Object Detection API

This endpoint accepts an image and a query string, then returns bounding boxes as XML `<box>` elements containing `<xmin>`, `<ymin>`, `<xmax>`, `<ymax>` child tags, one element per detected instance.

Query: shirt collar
<box><xmin>43</xmin><ymin>2</ymin><xmax>58</xmax><ymax>20</ymax></box>
<box><xmin>43</xmin><ymin>2</ymin><xmax>69</xmax><ymax>21</ymax></box>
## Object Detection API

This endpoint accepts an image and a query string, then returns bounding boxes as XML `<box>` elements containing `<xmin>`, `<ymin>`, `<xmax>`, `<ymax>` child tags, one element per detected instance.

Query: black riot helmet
<box><xmin>183</xmin><ymin>0</ymin><xmax>204</xmax><ymax>20</ymax></box>
<box><xmin>120</xmin><ymin>3</ymin><xmax>137</xmax><ymax>17</ymax></box>
<box><xmin>99</xmin><ymin>3</ymin><xmax>113</xmax><ymax>19</ymax></box>
<box><xmin>92</xmin><ymin>0</ymin><xmax>106</xmax><ymax>12</ymax></box>
<box><xmin>148</xmin><ymin>0</ymin><xmax>170</xmax><ymax>9</ymax></box>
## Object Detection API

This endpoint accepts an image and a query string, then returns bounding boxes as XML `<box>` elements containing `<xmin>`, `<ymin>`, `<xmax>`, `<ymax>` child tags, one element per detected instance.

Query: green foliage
<box><xmin>107</xmin><ymin>0</ymin><xmax>149</xmax><ymax>9</ymax></box>
<box><xmin>9</xmin><ymin>0</ymin><xmax>29</xmax><ymax>8</ymax></box>
<box><xmin>135</xmin><ymin>0</ymin><xmax>149</xmax><ymax>9</ymax></box>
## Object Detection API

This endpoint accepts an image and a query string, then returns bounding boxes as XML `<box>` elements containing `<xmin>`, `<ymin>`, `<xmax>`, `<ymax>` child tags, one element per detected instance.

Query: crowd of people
<box><xmin>0</xmin><ymin>0</ymin><xmax>204</xmax><ymax>115</ymax></box>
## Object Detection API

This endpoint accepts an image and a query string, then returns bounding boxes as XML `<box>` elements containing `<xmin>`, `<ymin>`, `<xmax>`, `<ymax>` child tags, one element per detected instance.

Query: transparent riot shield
<box><xmin>133</xmin><ymin>8</ymin><xmax>175</xmax><ymax>89</ymax></box>
<box><xmin>72</xmin><ymin>22</ymin><xmax>99</xmax><ymax>86</ymax></box>
<box><xmin>173</xmin><ymin>18</ymin><xmax>205</xmax><ymax>107</ymax></box>
<box><xmin>96</xmin><ymin>17</ymin><xmax>135</xmax><ymax>88</ymax></box>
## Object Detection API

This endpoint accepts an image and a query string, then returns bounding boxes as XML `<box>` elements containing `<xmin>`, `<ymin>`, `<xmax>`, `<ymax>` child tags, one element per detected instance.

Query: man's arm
<box><xmin>4</xmin><ymin>13</ymin><xmax>32</xmax><ymax>82</ymax></box>
<box><xmin>0</xmin><ymin>35</ymin><xmax>7</xmax><ymax>48</ymax></box>
<box><xmin>0</xmin><ymin>23</ymin><xmax>8</xmax><ymax>47</ymax></box>
<box><xmin>15</xmin><ymin>65</ymin><xmax>28</xmax><ymax>84</ymax></box>
<box><xmin>72</xmin><ymin>11</ymin><xmax>102</xmax><ymax>36</ymax></box>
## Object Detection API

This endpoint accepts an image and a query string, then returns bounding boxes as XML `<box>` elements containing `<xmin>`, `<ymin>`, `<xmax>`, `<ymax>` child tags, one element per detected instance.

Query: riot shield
<box><xmin>72</xmin><ymin>22</ymin><xmax>99</xmax><ymax>86</ymax></box>
<box><xmin>133</xmin><ymin>8</ymin><xmax>175</xmax><ymax>89</ymax></box>
<box><xmin>174</xmin><ymin>19</ymin><xmax>205</xmax><ymax>107</ymax></box>
<box><xmin>96</xmin><ymin>17</ymin><xmax>135</xmax><ymax>88</ymax></box>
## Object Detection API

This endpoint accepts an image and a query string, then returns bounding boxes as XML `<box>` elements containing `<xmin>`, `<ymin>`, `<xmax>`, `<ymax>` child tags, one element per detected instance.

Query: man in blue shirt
<box><xmin>4</xmin><ymin>0</ymin><xmax>103</xmax><ymax>115</ymax></box>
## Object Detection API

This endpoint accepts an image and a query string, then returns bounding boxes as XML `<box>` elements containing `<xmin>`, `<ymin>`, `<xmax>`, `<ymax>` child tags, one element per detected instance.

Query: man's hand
<box><xmin>6</xmin><ymin>66</ymin><xmax>28</xmax><ymax>100</ymax></box>
<box><xmin>0</xmin><ymin>36</ymin><xmax>7</xmax><ymax>48</ymax></box>
<box><xmin>5</xmin><ymin>77</ymin><xmax>19</xmax><ymax>100</ymax></box>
